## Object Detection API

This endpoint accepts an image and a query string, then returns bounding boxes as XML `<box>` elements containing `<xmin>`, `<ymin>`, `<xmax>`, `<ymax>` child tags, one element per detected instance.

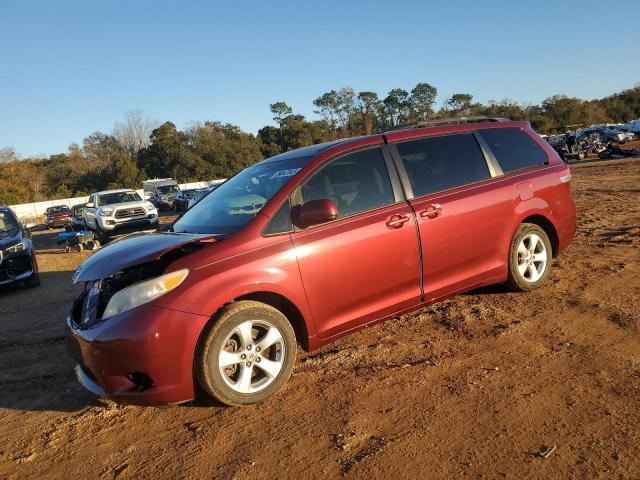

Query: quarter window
<box><xmin>299</xmin><ymin>147</ymin><xmax>395</xmax><ymax>218</ymax></box>
<box><xmin>480</xmin><ymin>128</ymin><xmax>548</xmax><ymax>173</ymax></box>
<box><xmin>396</xmin><ymin>133</ymin><xmax>490</xmax><ymax>197</ymax></box>
<box><xmin>263</xmin><ymin>199</ymin><xmax>293</xmax><ymax>235</ymax></box>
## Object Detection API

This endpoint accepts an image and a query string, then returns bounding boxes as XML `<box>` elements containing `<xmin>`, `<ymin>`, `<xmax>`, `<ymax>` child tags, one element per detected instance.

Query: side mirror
<box><xmin>293</xmin><ymin>199</ymin><xmax>338</xmax><ymax>228</ymax></box>
<box><xmin>86</xmin><ymin>202</ymin><xmax>95</xmax><ymax>208</ymax></box>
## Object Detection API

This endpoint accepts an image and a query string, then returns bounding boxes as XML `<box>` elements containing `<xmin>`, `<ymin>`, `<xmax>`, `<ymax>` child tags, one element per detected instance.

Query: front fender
<box><xmin>153</xmin><ymin>237</ymin><xmax>317</xmax><ymax>340</ymax></box>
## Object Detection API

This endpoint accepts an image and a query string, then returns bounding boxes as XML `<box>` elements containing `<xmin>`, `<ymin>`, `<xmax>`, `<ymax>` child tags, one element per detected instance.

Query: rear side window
<box><xmin>396</xmin><ymin>133</ymin><xmax>490</xmax><ymax>197</ymax></box>
<box><xmin>480</xmin><ymin>128</ymin><xmax>548</xmax><ymax>173</ymax></box>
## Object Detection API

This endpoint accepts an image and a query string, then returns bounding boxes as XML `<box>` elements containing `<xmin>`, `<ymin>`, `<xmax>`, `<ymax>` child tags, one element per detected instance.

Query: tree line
<box><xmin>1</xmin><ymin>84</ymin><xmax>639</xmax><ymax>205</ymax></box>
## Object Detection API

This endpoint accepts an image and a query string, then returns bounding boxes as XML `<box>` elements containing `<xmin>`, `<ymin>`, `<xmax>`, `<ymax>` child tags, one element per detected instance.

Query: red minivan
<box><xmin>65</xmin><ymin>118</ymin><xmax>576</xmax><ymax>406</ymax></box>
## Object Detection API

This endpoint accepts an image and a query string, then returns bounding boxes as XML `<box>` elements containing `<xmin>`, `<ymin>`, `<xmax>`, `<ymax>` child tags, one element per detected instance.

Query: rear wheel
<box><xmin>506</xmin><ymin>223</ymin><xmax>552</xmax><ymax>292</ymax></box>
<box><xmin>195</xmin><ymin>301</ymin><xmax>296</xmax><ymax>406</ymax></box>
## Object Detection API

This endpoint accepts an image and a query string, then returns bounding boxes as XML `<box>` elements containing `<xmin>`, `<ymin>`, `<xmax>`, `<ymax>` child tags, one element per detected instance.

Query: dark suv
<box><xmin>66</xmin><ymin>118</ymin><xmax>576</xmax><ymax>406</ymax></box>
<box><xmin>0</xmin><ymin>207</ymin><xmax>39</xmax><ymax>288</ymax></box>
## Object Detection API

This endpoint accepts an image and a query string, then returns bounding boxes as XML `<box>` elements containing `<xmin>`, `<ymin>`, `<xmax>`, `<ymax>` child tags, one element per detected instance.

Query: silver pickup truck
<box><xmin>83</xmin><ymin>189</ymin><xmax>158</xmax><ymax>240</ymax></box>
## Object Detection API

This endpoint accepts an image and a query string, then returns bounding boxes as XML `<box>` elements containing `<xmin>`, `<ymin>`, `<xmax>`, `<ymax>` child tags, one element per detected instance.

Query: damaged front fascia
<box><xmin>72</xmin><ymin>231</ymin><xmax>217</xmax><ymax>284</ymax></box>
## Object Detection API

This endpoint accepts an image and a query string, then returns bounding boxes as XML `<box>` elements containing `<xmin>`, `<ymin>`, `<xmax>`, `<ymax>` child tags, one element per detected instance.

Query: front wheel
<box><xmin>195</xmin><ymin>301</ymin><xmax>297</xmax><ymax>406</ymax></box>
<box><xmin>95</xmin><ymin>224</ymin><xmax>109</xmax><ymax>244</ymax></box>
<box><xmin>24</xmin><ymin>272</ymin><xmax>40</xmax><ymax>288</ymax></box>
<box><xmin>506</xmin><ymin>223</ymin><xmax>552</xmax><ymax>292</ymax></box>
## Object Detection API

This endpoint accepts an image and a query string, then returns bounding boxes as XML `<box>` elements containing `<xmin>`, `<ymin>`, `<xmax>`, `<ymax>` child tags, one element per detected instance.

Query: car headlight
<box><xmin>99</xmin><ymin>207</ymin><xmax>114</xmax><ymax>217</ymax></box>
<box><xmin>144</xmin><ymin>201</ymin><xmax>156</xmax><ymax>212</ymax></box>
<box><xmin>102</xmin><ymin>268</ymin><xmax>189</xmax><ymax>320</ymax></box>
<box><xmin>5</xmin><ymin>242</ymin><xmax>26</xmax><ymax>254</ymax></box>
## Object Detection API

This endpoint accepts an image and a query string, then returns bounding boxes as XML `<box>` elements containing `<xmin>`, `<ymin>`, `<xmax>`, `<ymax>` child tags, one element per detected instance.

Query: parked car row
<box><xmin>64</xmin><ymin>117</ymin><xmax>576</xmax><ymax>407</ymax></box>
<box><xmin>2</xmin><ymin>179</ymin><xmax>221</xmax><ymax>288</ymax></box>
<box><xmin>82</xmin><ymin>189</ymin><xmax>158</xmax><ymax>242</ymax></box>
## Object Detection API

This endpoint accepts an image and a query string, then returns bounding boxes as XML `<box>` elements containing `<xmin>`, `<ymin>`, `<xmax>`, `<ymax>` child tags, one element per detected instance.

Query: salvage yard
<box><xmin>1</xmin><ymin>158</ymin><xmax>639</xmax><ymax>479</ymax></box>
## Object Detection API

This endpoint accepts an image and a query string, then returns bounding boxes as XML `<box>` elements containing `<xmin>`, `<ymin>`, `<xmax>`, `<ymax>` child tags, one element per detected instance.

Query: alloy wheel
<box><xmin>516</xmin><ymin>233</ymin><xmax>547</xmax><ymax>282</ymax></box>
<box><xmin>218</xmin><ymin>320</ymin><xmax>285</xmax><ymax>394</ymax></box>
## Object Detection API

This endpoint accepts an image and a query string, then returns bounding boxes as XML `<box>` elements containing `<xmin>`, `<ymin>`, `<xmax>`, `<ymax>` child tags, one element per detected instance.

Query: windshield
<box><xmin>47</xmin><ymin>206</ymin><xmax>70</xmax><ymax>214</ymax></box>
<box><xmin>72</xmin><ymin>205</ymin><xmax>85</xmax><ymax>216</ymax></box>
<box><xmin>98</xmin><ymin>191</ymin><xmax>142</xmax><ymax>206</ymax></box>
<box><xmin>157</xmin><ymin>185</ymin><xmax>178</xmax><ymax>195</ymax></box>
<box><xmin>0</xmin><ymin>210</ymin><xmax>19</xmax><ymax>232</ymax></box>
<box><xmin>173</xmin><ymin>157</ymin><xmax>308</xmax><ymax>235</ymax></box>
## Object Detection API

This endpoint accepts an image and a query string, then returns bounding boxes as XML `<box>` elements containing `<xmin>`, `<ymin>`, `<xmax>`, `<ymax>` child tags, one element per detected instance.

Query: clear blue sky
<box><xmin>1</xmin><ymin>0</ymin><xmax>639</xmax><ymax>157</ymax></box>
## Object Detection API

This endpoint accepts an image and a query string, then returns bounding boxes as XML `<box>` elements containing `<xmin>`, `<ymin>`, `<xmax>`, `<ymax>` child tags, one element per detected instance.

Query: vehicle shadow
<box><xmin>0</xmin><ymin>270</ymin><xmax>100</xmax><ymax>412</ymax></box>
<box><xmin>464</xmin><ymin>283</ymin><xmax>510</xmax><ymax>296</ymax></box>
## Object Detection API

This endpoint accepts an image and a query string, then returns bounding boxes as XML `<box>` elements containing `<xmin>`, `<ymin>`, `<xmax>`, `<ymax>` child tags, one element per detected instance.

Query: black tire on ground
<box><xmin>24</xmin><ymin>272</ymin><xmax>40</xmax><ymax>288</ymax></box>
<box><xmin>195</xmin><ymin>300</ymin><xmax>297</xmax><ymax>407</ymax></box>
<box><xmin>95</xmin><ymin>224</ymin><xmax>109</xmax><ymax>244</ymax></box>
<box><xmin>505</xmin><ymin>223</ymin><xmax>553</xmax><ymax>292</ymax></box>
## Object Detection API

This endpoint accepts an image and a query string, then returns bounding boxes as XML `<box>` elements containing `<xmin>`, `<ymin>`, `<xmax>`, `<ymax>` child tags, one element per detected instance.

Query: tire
<box><xmin>195</xmin><ymin>300</ymin><xmax>297</xmax><ymax>406</ymax></box>
<box><xmin>95</xmin><ymin>224</ymin><xmax>109</xmax><ymax>244</ymax></box>
<box><xmin>505</xmin><ymin>223</ymin><xmax>553</xmax><ymax>292</ymax></box>
<box><xmin>24</xmin><ymin>272</ymin><xmax>40</xmax><ymax>288</ymax></box>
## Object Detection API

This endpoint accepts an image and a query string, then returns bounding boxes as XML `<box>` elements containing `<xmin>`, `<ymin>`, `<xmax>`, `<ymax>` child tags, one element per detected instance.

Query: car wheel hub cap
<box><xmin>218</xmin><ymin>320</ymin><xmax>285</xmax><ymax>394</ymax></box>
<box><xmin>516</xmin><ymin>233</ymin><xmax>547</xmax><ymax>283</ymax></box>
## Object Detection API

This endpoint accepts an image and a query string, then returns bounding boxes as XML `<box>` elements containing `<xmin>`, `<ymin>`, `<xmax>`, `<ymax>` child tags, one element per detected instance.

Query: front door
<box><xmin>291</xmin><ymin>146</ymin><xmax>421</xmax><ymax>338</ymax></box>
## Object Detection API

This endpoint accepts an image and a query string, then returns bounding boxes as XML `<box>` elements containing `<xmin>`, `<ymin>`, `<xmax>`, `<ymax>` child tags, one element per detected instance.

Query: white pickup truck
<box><xmin>83</xmin><ymin>189</ymin><xmax>158</xmax><ymax>240</ymax></box>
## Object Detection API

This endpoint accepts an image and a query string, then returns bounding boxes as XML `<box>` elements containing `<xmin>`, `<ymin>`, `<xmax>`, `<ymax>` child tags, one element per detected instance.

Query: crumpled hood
<box><xmin>72</xmin><ymin>231</ymin><xmax>216</xmax><ymax>283</ymax></box>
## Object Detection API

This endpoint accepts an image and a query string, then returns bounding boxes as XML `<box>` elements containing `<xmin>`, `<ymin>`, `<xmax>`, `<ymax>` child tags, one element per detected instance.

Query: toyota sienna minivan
<box><xmin>65</xmin><ymin>118</ymin><xmax>576</xmax><ymax>406</ymax></box>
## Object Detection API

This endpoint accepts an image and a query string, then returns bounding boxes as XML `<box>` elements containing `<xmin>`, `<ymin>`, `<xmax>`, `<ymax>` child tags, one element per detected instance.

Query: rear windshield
<box><xmin>480</xmin><ymin>128</ymin><xmax>548</xmax><ymax>173</ymax></box>
<box><xmin>97</xmin><ymin>191</ymin><xmax>142</xmax><ymax>206</ymax></box>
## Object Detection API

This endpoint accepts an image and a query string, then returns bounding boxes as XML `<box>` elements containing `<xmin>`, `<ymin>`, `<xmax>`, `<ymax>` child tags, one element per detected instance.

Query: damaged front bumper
<box><xmin>0</xmin><ymin>252</ymin><xmax>36</xmax><ymax>285</ymax></box>
<box><xmin>65</xmin><ymin>299</ymin><xmax>210</xmax><ymax>405</ymax></box>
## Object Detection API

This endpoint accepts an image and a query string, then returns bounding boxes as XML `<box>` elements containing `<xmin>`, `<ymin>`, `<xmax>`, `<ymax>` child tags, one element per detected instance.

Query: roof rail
<box><xmin>386</xmin><ymin>116</ymin><xmax>511</xmax><ymax>132</ymax></box>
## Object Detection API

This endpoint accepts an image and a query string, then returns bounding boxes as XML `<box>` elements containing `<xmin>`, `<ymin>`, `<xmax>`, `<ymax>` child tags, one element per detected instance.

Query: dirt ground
<box><xmin>1</xmin><ymin>158</ymin><xmax>639</xmax><ymax>480</ymax></box>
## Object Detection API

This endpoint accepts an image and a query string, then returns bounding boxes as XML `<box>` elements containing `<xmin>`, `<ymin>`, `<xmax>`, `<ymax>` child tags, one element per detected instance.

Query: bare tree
<box><xmin>112</xmin><ymin>110</ymin><xmax>158</xmax><ymax>156</ymax></box>
<box><xmin>0</xmin><ymin>147</ymin><xmax>18</xmax><ymax>163</ymax></box>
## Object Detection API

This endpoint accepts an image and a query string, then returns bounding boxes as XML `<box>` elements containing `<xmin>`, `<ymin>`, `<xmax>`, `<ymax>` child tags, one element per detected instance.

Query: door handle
<box><xmin>420</xmin><ymin>204</ymin><xmax>443</xmax><ymax>219</ymax></box>
<box><xmin>386</xmin><ymin>214</ymin><xmax>411</xmax><ymax>229</ymax></box>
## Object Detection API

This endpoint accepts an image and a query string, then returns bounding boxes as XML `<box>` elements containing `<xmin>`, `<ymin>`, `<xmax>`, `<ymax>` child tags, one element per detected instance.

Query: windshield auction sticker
<box><xmin>270</xmin><ymin>168</ymin><xmax>301</xmax><ymax>179</ymax></box>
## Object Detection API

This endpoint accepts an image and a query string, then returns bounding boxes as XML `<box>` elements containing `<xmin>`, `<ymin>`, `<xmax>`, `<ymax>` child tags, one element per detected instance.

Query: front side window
<box><xmin>396</xmin><ymin>133</ymin><xmax>490</xmax><ymax>197</ymax></box>
<box><xmin>299</xmin><ymin>147</ymin><xmax>395</xmax><ymax>218</ymax></box>
<box><xmin>173</xmin><ymin>157</ymin><xmax>309</xmax><ymax>235</ymax></box>
<box><xmin>479</xmin><ymin>128</ymin><xmax>548</xmax><ymax>173</ymax></box>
